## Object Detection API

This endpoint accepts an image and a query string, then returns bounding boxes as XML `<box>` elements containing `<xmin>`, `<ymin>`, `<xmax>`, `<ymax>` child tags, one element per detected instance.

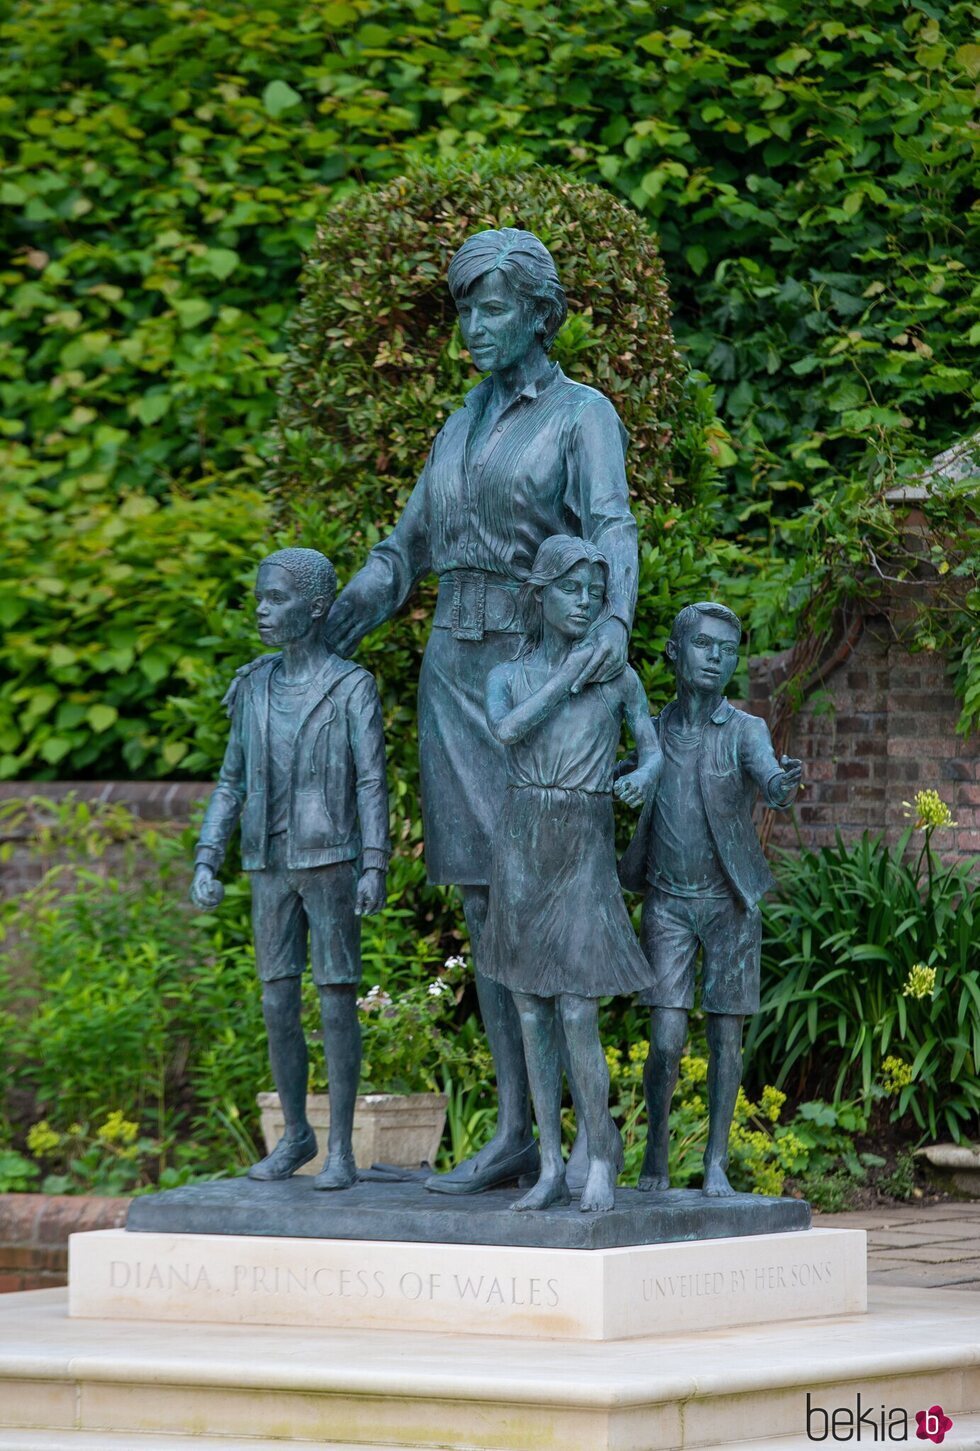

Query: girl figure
<box><xmin>481</xmin><ymin>535</ymin><xmax>662</xmax><ymax>1214</ymax></box>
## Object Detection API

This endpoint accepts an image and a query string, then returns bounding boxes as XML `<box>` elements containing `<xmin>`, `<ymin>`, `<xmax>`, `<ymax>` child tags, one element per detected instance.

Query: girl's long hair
<box><xmin>516</xmin><ymin>534</ymin><xmax>609</xmax><ymax>657</ymax></box>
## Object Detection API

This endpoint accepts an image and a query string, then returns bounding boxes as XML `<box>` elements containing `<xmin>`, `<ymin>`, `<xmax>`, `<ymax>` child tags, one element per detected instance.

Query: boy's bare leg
<box><xmin>313</xmin><ymin>983</ymin><xmax>361</xmax><ymax>1190</ymax></box>
<box><xmin>248</xmin><ymin>976</ymin><xmax>317</xmax><ymax>1180</ymax></box>
<box><xmin>638</xmin><ymin>1007</ymin><xmax>687</xmax><ymax>1191</ymax></box>
<box><xmin>702</xmin><ymin>1012</ymin><xmax>744</xmax><ymax>1197</ymax></box>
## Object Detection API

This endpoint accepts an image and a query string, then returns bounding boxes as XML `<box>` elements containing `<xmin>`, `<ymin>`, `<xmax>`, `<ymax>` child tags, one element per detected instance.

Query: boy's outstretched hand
<box><xmin>356</xmin><ymin>868</ymin><xmax>387</xmax><ymax>916</ymax></box>
<box><xmin>772</xmin><ymin>754</ymin><xmax>803</xmax><ymax>804</ymax></box>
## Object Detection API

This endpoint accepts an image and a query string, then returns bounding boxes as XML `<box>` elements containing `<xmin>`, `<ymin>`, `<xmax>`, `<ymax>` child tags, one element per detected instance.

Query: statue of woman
<box><xmin>480</xmin><ymin>535</ymin><xmax>661</xmax><ymax>1212</ymax></box>
<box><xmin>325</xmin><ymin>228</ymin><xmax>639</xmax><ymax>1194</ymax></box>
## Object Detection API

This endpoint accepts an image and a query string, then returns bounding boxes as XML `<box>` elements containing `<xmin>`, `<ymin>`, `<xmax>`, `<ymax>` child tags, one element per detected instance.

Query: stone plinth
<box><xmin>124</xmin><ymin>1177</ymin><xmax>810</xmax><ymax>1250</ymax></box>
<box><xmin>6</xmin><ymin>1284</ymin><xmax>980</xmax><ymax>1450</ymax></box>
<box><xmin>70</xmin><ymin>1226</ymin><xmax>864</xmax><ymax>1339</ymax></box>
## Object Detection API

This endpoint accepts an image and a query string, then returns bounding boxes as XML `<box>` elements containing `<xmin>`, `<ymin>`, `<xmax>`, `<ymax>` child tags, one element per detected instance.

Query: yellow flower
<box><xmin>97</xmin><ymin>1111</ymin><xmax>139</xmax><ymax>1146</ymax></box>
<box><xmin>881</xmin><ymin>1055</ymin><xmax>915</xmax><ymax>1095</ymax></box>
<box><xmin>902</xmin><ymin>789</ymin><xmax>956</xmax><ymax>831</ymax></box>
<box><xmin>679</xmin><ymin>1054</ymin><xmax>708</xmax><ymax>1085</ymax></box>
<box><xmin>628</xmin><ymin>1039</ymin><xmax>649</xmax><ymax>1065</ymax></box>
<box><xmin>902</xmin><ymin>963</ymin><xmax>937</xmax><ymax>1000</ymax></box>
<box><xmin>26</xmin><ymin>1121</ymin><xmax>61</xmax><ymax>1158</ymax></box>
<box><xmin>760</xmin><ymin>1085</ymin><xmax>787</xmax><ymax>1123</ymax></box>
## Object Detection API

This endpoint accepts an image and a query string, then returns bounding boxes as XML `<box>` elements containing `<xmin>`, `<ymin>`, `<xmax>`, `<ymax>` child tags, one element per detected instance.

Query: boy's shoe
<box><xmin>247</xmin><ymin>1128</ymin><xmax>318</xmax><ymax>1181</ymax></box>
<box><xmin>312</xmin><ymin>1150</ymin><xmax>357</xmax><ymax>1191</ymax></box>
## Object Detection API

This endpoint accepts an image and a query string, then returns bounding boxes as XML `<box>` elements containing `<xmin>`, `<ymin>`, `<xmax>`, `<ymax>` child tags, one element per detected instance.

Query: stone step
<box><xmin>4</xmin><ymin>1286</ymin><xmax>979</xmax><ymax>1450</ymax></box>
<box><xmin>700</xmin><ymin>1412</ymin><xmax>980</xmax><ymax>1451</ymax></box>
<box><xmin>0</xmin><ymin>1435</ymin><xmax>381</xmax><ymax>1450</ymax></box>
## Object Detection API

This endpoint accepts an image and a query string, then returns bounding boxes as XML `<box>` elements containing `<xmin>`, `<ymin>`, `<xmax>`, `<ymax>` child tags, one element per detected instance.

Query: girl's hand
<box><xmin>614</xmin><ymin>754</ymin><xmax>663</xmax><ymax>809</ymax></box>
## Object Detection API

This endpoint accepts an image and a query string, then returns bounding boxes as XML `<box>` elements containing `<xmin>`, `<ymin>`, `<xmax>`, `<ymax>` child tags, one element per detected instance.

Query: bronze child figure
<box><xmin>619</xmin><ymin>602</ymin><xmax>802</xmax><ymax>1197</ymax></box>
<box><xmin>189</xmin><ymin>548</ymin><xmax>390</xmax><ymax>1190</ymax></box>
<box><xmin>480</xmin><ymin>535</ymin><xmax>662</xmax><ymax>1214</ymax></box>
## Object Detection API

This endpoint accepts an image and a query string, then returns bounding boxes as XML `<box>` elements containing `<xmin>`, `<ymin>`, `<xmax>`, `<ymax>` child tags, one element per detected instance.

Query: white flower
<box><xmin>444</xmin><ymin>955</ymin><xmax>466</xmax><ymax>970</ymax></box>
<box><xmin>357</xmin><ymin>984</ymin><xmax>393</xmax><ymax>1012</ymax></box>
<box><xmin>427</xmin><ymin>979</ymin><xmax>451</xmax><ymax>998</ymax></box>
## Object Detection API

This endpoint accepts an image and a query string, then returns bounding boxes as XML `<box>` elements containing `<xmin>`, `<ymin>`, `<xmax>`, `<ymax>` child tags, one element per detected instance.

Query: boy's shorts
<box><xmin>248</xmin><ymin>832</ymin><xmax>360</xmax><ymax>986</ymax></box>
<box><xmin>636</xmin><ymin>886</ymin><xmax>761</xmax><ymax>1016</ymax></box>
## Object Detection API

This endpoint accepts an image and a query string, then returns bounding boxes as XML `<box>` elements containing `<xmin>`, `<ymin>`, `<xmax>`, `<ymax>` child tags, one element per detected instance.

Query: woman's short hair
<box><xmin>447</xmin><ymin>228</ymin><xmax>568</xmax><ymax>350</ymax></box>
<box><xmin>517</xmin><ymin>534</ymin><xmax>608</xmax><ymax>654</ymax></box>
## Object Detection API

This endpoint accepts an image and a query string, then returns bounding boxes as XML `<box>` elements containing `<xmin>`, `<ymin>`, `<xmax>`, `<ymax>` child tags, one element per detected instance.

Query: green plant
<box><xmin>3</xmin><ymin>0</ymin><xmax>979</xmax><ymax>782</ymax></box>
<box><xmin>605</xmin><ymin>1047</ymin><xmax>811</xmax><ymax>1197</ymax></box>
<box><xmin>748</xmin><ymin>800</ymin><xmax>980</xmax><ymax>1141</ymax></box>
<box><xmin>272</xmin><ymin>155</ymin><xmax>696</xmax><ymax>516</ymax></box>
<box><xmin>0</xmin><ymin>797</ymin><xmax>267</xmax><ymax>1172</ymax></box>
<box><xmin>306</xmin><ymin>958</ymin><xmax>472</xmax><ymax>1097</ymax></box>
<box><xmin>0</xmin><ymin>1149</ymin><xmax>40</xmax><ymax>1192</ymax></box>
<box><xmin>25</xmin><ymin>1112</ymin><xmax>222</xmax><ymax>1196</ymax></box>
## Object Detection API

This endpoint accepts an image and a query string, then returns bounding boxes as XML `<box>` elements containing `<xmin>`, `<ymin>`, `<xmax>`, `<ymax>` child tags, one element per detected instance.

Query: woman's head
<box><xmin>518</xmin><ymin>534</ymin><xmax>609</xmax><ymax>653</ymax></box>
<box><xmin>448</xmin><ymin>229</ymin><xmax>568</xmax><ymax>369</ymax></box>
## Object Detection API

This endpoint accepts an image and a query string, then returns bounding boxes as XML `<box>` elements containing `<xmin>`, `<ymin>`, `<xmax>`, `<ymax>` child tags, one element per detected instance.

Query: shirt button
<box><xmin>495</xmin><ymin>423</ymin><xmax>503</xmax><ymax>432</ymax></box>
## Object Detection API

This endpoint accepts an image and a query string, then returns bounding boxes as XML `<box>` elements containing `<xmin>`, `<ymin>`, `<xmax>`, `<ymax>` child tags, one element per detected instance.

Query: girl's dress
<box><xmin>480</xmin><ymin>659</ymin><xmax>655</xmax><ymax>999</ymax></box>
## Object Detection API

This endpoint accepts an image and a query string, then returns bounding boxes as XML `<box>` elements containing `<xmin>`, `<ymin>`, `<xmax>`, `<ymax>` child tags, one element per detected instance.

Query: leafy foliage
<box><xmin>272</xmin><ymin>156</ymin><xmax>694</xmax><ymax>514</ymax></box>
<box><xmin>0</xmin><ymin>484</ymin><xmax>272</xmax><ymax>779</ymax></box>
<box><xmin>0</xmin><ymin>796</ymin><xmax>489</xmax><ymax>1188</ymax></box>
<box><xmin>748</xmin><ymin>826</ymin><xmax>980</xmax><ymax>1142</ymax></box>
<box><xmin>3</xmin><ymin>1</ymin><xmax>978</xmax><ymax>778</ymax></box>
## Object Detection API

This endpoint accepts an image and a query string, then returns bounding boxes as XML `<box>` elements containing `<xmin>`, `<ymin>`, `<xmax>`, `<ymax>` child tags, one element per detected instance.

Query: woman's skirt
<box><xmin>418</xmin><ymin>625</ymin><xmax>517</xmax><ymax>886</ymax></box>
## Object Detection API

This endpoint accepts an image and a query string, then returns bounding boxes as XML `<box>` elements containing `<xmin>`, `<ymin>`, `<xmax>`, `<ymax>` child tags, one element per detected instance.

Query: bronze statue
<box><xmin>481</xmin><ymin>535</ymin><xmax>661</xmax><ymax>1213</ymax></box>
<box><xmin>619</xmin><ymin>603</ymin><xmax>802</xmax><ymax>1196</ymax></box>
<box><xmin>190</xmin><ymin>548</ymin><xmax>389</xmax><ymax>1190</ymax></box>
<box><xmin>324</xmin><ymin>229</ymin><xmax>638</xmax><ymax>1195</ymax></box>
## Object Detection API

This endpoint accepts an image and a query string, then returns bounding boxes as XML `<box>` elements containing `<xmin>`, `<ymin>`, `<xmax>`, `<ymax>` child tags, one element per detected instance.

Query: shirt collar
<box><xmin>461</xmin><ymin>362</ymin><xmax>562</xmax><ymax>409</ymax></box>
<box><xmin>660</xmin><ymin>697</ymin><xmax>734</xmax><ymax>727</ymax></box>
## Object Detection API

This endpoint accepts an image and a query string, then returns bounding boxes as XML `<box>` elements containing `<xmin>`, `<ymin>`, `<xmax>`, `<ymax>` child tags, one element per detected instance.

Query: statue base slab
<box><xmin>125</xmin><ymin>1176</ymin><xmax>810</xmax><ymax>1249</ymax></box>
<box><xmin>69</xmin><ymin>1225</ymin><xmax>864</xmax><ymax>1339</ymax></box>
<box><xmin>7</xmin><ymin>1282</ymin><xmax>980</xmax><ymax>1450</ymax></box>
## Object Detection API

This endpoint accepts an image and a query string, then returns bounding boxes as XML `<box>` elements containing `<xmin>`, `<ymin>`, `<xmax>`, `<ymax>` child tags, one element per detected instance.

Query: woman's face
<box><xmin>455</xmin><ymin>269</ymin><xmax>541</xmax><ymax>375</ymax></box>
<box><xmin>539</xmin><ymin>561</ymin><xmax>605</xmax><ymax>642</ymax></box>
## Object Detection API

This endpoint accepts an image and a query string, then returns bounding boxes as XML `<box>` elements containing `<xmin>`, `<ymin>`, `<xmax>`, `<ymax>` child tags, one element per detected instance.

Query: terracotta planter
<box><xmin>257</xmin><ymin>1091</ymin><xmax>448</xmax><ymax>1173</ymax></box>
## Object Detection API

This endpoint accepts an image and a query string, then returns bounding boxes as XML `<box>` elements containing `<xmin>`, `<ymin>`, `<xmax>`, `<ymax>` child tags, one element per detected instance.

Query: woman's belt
<box><xmin>433</xmin><ymin>570</ymin><xmax>521</xmax><ymax>640</ymax></box>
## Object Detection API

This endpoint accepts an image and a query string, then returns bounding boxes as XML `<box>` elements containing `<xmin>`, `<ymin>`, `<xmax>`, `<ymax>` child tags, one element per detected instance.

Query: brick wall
<box><xmin>749</xmin><ymin>614</ymin><xmax>979</xmax><ymax>859</ymax></box>
<box><xmin>0</xmin><ymin>780</ymin><xmax>207</xmax><ymax>900</ymax></box>
<box><xmin>0</xmin><ymin>1194</ymin><xmax>128</xmax><ymax>1292</ymax></box>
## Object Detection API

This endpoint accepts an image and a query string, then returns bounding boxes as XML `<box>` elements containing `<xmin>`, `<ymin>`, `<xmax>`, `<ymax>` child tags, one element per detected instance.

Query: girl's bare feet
<box><xmin>512</xmin><ymin>1171</ymin><xmax>571</xmax><ymax>1212</ymax></box>
<box><xmin>702</xmin><ymin>1162</ymin><xmax>736</xmax><ymax>1197</ymax></box>
<box><xmin>580</xmin><ymin>1157</ymin><xmax>617</xmax><ymax>1213</ymax></box>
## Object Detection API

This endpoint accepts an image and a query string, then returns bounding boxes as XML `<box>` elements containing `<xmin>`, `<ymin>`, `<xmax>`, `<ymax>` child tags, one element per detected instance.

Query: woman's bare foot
<box><xmin>637</xmin><ymin>1169</ymin><xmax>670</xmax><ymax>1191</ymax></box>
<box><xmin>702</xmin><ymin>1162</ymin><xmax>736</xmax><ymax>1197</ymax></box>
<box><xmin>512</xmin><ymin>1170</ymin><xmax>570</xmax><ymax>1212</ymax></box>
<box><xmin>636</xmin><ymin>1149</ymin><xmax>669</xmax><ymax>1192</ymax></box>
<box><xmin>580</xmin><ymin>1157</ymin><xmax>617</xmax><ymax>1213</ymax></box>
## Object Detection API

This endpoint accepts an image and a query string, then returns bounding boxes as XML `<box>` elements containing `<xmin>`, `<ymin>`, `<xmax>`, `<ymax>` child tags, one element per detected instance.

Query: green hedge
<box><xmin>2</xmin><ymin>0</ymin><xmax>978</xmax><ymax>781</ymax></box>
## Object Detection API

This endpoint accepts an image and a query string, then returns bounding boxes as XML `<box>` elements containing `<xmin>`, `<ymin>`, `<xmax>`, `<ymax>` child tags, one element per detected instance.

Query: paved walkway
<box><xmin>814</xmin><ymin>1201</ymin><xmax>980</xmax><ymax>1291</ymax></box>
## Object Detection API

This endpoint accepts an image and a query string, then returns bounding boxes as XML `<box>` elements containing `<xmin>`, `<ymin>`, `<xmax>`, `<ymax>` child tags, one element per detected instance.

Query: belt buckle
<box><xmin>451</xmin><ymin>571</ymin><xmax>486</xmax><ymax>642</ymax></box>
